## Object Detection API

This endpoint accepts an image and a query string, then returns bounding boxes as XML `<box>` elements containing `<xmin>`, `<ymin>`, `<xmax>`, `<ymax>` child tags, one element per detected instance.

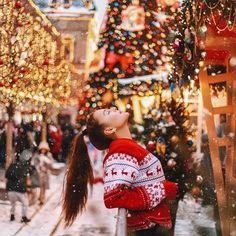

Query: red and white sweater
<box><xmin>103</xmin><ymin>138</ymin><xmax>177</xmax><ymax>231</ymax></box>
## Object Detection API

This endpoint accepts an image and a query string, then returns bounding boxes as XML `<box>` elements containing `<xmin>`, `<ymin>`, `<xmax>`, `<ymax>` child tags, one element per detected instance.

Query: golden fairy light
<box><xmin>0</xmin><ymin>0</ymin><xmax>71</xmax><ymax>113</ymax></box>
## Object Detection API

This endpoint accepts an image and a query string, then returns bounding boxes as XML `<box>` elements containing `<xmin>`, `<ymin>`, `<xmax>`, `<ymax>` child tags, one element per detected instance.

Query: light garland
<box><xmin>0</xmin><ymin>0</ymin><xmax>71</xmax><ymax>113</ymax></box>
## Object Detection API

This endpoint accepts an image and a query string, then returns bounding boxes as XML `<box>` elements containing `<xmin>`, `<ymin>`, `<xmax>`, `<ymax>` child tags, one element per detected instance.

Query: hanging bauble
<box><xmin>187</xmin><ymin>139</ymin><xmax>193</xmax><ymax>147</ymax></box>
<box><xmin>170</xmin><ymin>135</ymin><xmax>179</xmax><ymax>144</ymax></box>
<box><xmin>17</xmin><ymin>21</ymin><xmax>23</xmax><ymax>27</ymax></box>
<box><xmin>147</xmin><ymin>141</ymin><xmax>156</xmax><ymax>152</ymax></box>
<box><xmin>43</xmin><ymin>58</ymin><xmax>50</xmax><ymax>65</ymax></box>
<box><xmin>12</xmin><ymin>76</ymin><xmax>19</xmax><ymax>83</ymax></box>
<box><xmin>191</xmin><ymin>186</ymin><xmax>201</xmax><ymax>198</ymax></box>
<box><xmin>0</xmin><ymin>58</ymin><xmax>3</xmax><ymax>65</ymax></box>
<box><xmin>150</xmin><ymin>132</ymin><xmax>156</xmax><ymax>138</ymax></box>
<box><xmin>173</xmin><ymin>39</ymin><xmax>180</xmax><ymax>49</ymax></box>
<box><xmin>183</xmin><ymin>48</ymin><xmax>192</xmax><ymax>61</ymax></box>
<box><xmin>120</xmin><ymin>2</ymin><xmax>145</xmax><ymax>32</ymax></box>
<box><xmin>101</xmin><ymin>90</ymin><xmax>113</xmax><ymax>105</ymax></box>
<box><xmin>156</xmin><ymin>138</ymin><xmax>166</xmax><ymax>155</ymax></box>
<box><xmin>15</xmin><ymin>1</ymin><xmax>23</xmax><ymax>8</ymax></box>
<box><xmin>229</xmin><ymin>57</ymin><xmax>236</xmax><ymax>67</ymax></box>
<box><xmin>0</xmin><ymin>81</ymin><xmax>4</xmax><ymax>87</ymax></box>
<box><xmin>167</xmin><ymin>158</ymin><xmax>177</xmax><ymax>168</ymax></box>
<box><xmin>198</xmin><ymin>40</ymin><xmax>205</xmax><ymax>50</ymax></box>
<box><xmin>20</xmin><ymin>67</ymin><xmax>27</xmax><ymax>74</ymax></box>
<box><xmin>196</xmin><ymin>175</ymin><xmax>203</xmax><ymax>184</ymax></box>
<box><xmin>136</xmin><ymin>125</ymin><xmax>144</xmax><ymax>133</ymax></box>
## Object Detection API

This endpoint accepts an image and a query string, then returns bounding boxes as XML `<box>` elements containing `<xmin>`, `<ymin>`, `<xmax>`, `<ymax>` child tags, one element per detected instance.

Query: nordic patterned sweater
<box><xmin>103</xmin><ymin>138</ymin><xmax>178</xmax><ymax>231</ymax></box>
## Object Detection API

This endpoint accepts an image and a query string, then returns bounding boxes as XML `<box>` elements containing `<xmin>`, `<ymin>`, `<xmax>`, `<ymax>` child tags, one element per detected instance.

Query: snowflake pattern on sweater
<box><xmin>104</xmin><ymin>152</ymin><xmax>166</xmax><ymax>209</ymax></box>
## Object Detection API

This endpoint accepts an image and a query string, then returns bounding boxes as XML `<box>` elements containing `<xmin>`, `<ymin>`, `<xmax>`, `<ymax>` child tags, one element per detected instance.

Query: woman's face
<box><xmin>93</xmin><ymin>107</ymin><xmax>129</xmax><ymax>130</ymax></box>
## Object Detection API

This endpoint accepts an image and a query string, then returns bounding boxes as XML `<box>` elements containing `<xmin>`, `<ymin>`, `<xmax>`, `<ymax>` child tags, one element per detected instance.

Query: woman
<box><xmin>62</xmin><ymin>107</ymin><xmax>178</xmax><ymax>235</ymax></box>
<box><xmin>33</xmin><ymin>141</ymin><xmax>53</xmax><ymax>205</ymax></box>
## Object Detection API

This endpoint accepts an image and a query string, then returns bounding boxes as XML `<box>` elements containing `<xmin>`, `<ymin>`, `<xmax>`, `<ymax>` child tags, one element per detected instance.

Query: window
<box><xmin>49</xmin><ymin>0</ymin><xmax>61</xmax><ymax>8</ymax></box>
<box><xmin>63</xmin><ymin>0</ymin><xmax>72</xmax><ymax>8</ymax></box>
<box><xmin>61</xmin><ymin>36</ymin><xmax>75</xmax><ymax>62</ymax></box>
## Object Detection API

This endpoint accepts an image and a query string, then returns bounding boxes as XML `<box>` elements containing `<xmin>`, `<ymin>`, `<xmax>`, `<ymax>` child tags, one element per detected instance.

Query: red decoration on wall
<box><xmin>208</xmin><ymin>20</ymin><xmax>236</xmax><ymax>38</ymax></box>
<box><xmin>205</xmin><ymin>49</ymin><xmax>230</xmax><ymax>60</ymax></box>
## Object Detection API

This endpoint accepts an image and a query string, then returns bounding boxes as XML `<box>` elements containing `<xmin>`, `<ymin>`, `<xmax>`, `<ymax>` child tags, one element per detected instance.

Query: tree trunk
<box><xmin>41</xmin><ymin>111</ymin><xmax>47</xmax><ymax>142</ymax></box>
<box><xmin>6</xmin><ymin>104</ymin><xmax>14</xmax><ymax>169</ymax></box>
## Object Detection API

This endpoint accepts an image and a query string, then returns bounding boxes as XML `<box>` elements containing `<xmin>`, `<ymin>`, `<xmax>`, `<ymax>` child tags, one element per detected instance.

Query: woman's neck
<box><xmin>115</xmin><ymin>124</ymin><xmax>132</xmax><ymax>139</ymax></box>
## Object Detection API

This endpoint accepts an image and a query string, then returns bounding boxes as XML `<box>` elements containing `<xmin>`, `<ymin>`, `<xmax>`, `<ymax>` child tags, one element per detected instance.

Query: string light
<box><xmin>0</xmin><ymin>0</ymin><xmax>71</xmax><ymax>113</ymax></box>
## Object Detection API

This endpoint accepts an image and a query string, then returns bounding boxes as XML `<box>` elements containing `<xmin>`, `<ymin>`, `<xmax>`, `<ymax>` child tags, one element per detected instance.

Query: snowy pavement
<box><xmin>0</xmin><ymin>168</ymin><xmax>218</xmax><ymax>236</ymax></box>
<box><xmin>175</xmin><ymin>195</ymin><xmax>217</xmax><ymax>236</ymax></box>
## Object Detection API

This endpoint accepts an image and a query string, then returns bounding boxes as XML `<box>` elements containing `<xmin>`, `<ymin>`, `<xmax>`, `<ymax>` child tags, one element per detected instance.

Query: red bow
<box><xmin>106</xmin><ymin>51</ymin><xmax>134</xmax><ymax>71</ymax></box>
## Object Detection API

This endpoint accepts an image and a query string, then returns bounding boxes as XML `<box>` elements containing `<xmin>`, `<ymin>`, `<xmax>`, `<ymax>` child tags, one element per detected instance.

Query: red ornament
<box><xmin>15</xmin><ymin>1</ymin><xmax>23</xmax><ymax>8</ymax></box>
<box><xmin>43</xmin><ymin>58</ymin><xmax>50</xmax><ymax>65</ymax></box>
<box><xmin>0</xmin><ymin>58</ymin><xmax>4</xmax><ymax>65</ymax></box>
<box><xmin>20</xmin><ymin>67</ymin><xmax>27</xmax><ymax>73</ymax></box>
<box><xmin>126</xmin><ymin>40</ymin><xmax>131</xmax><ymax>46</ymax></box>
<box><xmin>147</xmin><ymin>142</ymin><xmax>156</xmax><ymax>152</ymax></box>
<box><xmin>17</xmin><ymin>21</ymin><xmax>23</xmax><ymax>27</ymax></box>
<box><xmin>173</xmin><ymin>40</ymin><xmax>180</xmax><ymax>49</ymax></box>
<box><xmin>12</xmin><ymin>76</ymin><xmax>19</xmax><ymax>83</ymax></box>
<box><xmin>114</xmin><ymin>42</ymin><xmax>120</xmax><ymax>48</ymax></box>
<box><xmin>0</xmin><ymin>81</ymin><xmax>4</xmax><ymax>87</ymax></box>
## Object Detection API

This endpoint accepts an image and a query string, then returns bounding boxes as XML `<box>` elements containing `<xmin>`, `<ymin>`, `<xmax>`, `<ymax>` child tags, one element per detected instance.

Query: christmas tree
<box><xmin>77</xmin><ymin>0</ymin><xmax>204</xmax><ymax>229</ymax></box>
<box><xmin>131</xmin><ymin>96</ymin><xmax>201</xmax><ymax>228</ymax></box>
<box><xmin>78</xmin><ymin>0</ymin><xmax>181</xmax><ymax>111</ymax></box>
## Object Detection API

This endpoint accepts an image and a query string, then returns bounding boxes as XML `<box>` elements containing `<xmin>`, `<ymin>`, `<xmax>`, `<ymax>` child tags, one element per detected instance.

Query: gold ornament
<box><xmin>170</xmin><ymin>135</ymin><xmax>179</xmax><ymax>144</ymax></box>
<box><xmin>167</xmin><ymin>158</ymin><xmax>176</xmax><ymax>167</ymax></box>
<box><xmin>191</xmin><ymin>186</ymin><xmax>201</xmax><ymax>198</ymax></box>
<box><xmin>156</xmin><ymin>142</ymin><xmax>166</xmax><ymax>155</ymax></box>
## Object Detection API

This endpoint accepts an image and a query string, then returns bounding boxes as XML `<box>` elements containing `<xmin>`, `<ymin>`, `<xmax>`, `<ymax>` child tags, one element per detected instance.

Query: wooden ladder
<box><xmin>199</xmin><ymin>50</ymin><xmax>236</xmax><ymax>236</ymax></box>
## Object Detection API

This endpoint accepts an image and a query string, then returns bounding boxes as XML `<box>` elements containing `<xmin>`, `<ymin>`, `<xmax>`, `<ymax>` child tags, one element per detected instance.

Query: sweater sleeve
<box><xmin>103</xmin><ymin>153</ymin><xmax>168</xmax><ymax>211</ymax></box>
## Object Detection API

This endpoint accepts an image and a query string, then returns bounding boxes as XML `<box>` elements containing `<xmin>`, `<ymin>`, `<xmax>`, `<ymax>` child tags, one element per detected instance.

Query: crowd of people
<box><xmin>1</xmin><ymin>120</ymin><xmax>77</xmax><ymax>223</ymax></box>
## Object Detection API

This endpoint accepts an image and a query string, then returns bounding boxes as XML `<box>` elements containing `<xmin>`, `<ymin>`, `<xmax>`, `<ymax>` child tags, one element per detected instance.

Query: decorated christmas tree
<box><xmin>77</xmin><ymin>0</ymin><xmax>180</xmax><ymax>113</ymax></box>
<box><xmin>77</xmin><ymin>0</ymin><xmax>205</xmax><ymax>230</ymax></box>
<box><xmin>131</xmin><ymin>96</ymin><xmax>202</xmax><ymax>228</ymax></box>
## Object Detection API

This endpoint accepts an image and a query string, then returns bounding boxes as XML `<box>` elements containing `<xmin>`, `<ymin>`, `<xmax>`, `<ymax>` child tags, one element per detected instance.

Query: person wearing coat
<box><xmin>5</xmin><ymin>150</ymin><xmax>32</xmax><ymax>223</ymax></box>
<box><xmin>33</xmin><ymin>141</ymin><xmax>53</xmax><ymax>205</ymax></box>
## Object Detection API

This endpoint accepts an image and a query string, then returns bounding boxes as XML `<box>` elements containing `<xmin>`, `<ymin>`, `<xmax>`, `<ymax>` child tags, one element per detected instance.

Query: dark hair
<box><xmin>62</xmin><ymin>113</ymin><xmax>112</xmax><ymax>226</ymax></box>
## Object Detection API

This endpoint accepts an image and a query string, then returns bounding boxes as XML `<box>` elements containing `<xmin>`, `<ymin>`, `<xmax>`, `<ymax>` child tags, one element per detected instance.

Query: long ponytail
<box><xmin>62</xmin><ymin>133</ymin><xmax>93</xmax><ymax>227</ymax></box>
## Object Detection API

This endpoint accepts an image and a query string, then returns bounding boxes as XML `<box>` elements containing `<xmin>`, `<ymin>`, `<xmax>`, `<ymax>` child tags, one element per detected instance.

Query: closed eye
<box><xmin>103</xmin><ymin>109</ymin><xmax>110</xmax><ymax>116</ymax></box>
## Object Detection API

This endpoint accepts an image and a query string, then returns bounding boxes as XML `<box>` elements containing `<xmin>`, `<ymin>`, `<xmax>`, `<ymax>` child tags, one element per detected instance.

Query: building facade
<box><xmin>35</xmin><ymin>0</ymin><xmax>97</xmax><ymax>123</ymax></box>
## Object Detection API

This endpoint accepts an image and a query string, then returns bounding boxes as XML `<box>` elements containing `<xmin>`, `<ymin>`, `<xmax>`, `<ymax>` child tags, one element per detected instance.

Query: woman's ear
<box><xmin>104</xmin><ymin>127</ymin><xmax>116</xmax><ymax>136</ymax></box>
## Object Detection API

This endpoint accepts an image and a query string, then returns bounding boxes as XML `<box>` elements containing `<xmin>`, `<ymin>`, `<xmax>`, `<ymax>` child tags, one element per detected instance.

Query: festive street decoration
<box><xmin>0</xmin><ymin>0</ymin><xmax>72</xmax><ymax>168</ymax></box>
<box><xmin>130</xmin><ymin>97</ymin><xmax>201</xmax><ymax>229</ymax></box>
<box><xmin>82</xmin><ymin>0</ymin><xmax>181</xmax><ymax>113</ymax></box>
<box><xmin>131</xmin><ymin>98</ymin><xmax>198</xmax><ymax>193</ymax></box>
<box><xmin>171</xmin><ymin>0</ymin><xmax>236</xmax><ymax>86</ymax></box>
<box><xmin>0</xmin><ymin>0</ymin><xmax>71</xmax><ymax>112</ymax></box>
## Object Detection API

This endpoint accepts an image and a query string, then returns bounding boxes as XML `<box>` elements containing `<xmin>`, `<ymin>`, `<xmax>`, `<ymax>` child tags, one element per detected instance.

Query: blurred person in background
<box><xmin>0</xmin><ymin>120</ymin><xmax>6</xmax><ymax>168</ymax></box>
<box><xmin>32</xmin><ymin>141</ymin><xmax>53</xmax><ymax>205</ymax></box>
<box><xmin>5</xmin><ymin>150</ymin><xmax>32</xmax><ymax>223</ymax></box>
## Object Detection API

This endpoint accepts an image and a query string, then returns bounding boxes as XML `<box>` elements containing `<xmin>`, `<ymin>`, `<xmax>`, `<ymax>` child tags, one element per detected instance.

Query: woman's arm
<box><xmin>103</xmin><ymin>153</ymin><xmax>177</xmax><ymax>211</ymax></box>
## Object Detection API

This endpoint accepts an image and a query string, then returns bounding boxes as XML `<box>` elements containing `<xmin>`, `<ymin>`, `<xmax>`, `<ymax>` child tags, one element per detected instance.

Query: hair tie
<box><xmin>82</xmin><ymin>129</ymin><xmax>88</xmax><ymax>136</ymax></box>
